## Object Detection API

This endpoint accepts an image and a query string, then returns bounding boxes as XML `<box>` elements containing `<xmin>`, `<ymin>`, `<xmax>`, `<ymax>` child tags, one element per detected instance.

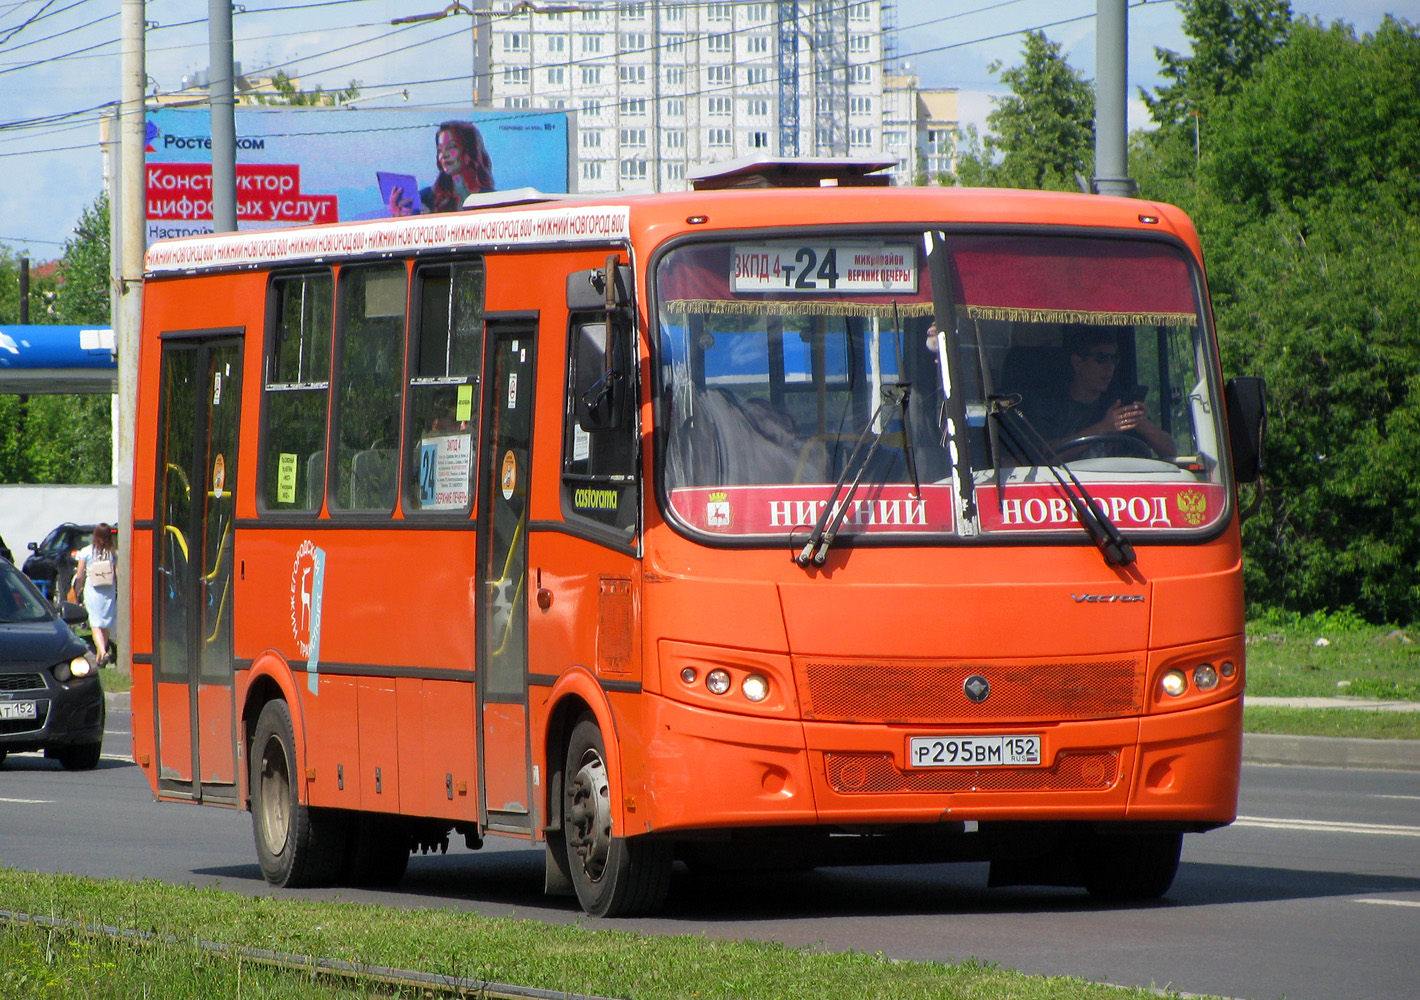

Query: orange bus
<box><xmin>129</xmin><ymin>160</ymin><xmax>1265</xmax><ymax>916</ymax></box>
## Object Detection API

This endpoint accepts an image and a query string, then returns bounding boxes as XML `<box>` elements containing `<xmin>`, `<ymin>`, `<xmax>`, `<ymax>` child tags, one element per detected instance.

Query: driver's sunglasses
<box><xmin>1086</xmin><ymin>351</ymin><xmax>1119</xmax><ymax>366</ymax></box>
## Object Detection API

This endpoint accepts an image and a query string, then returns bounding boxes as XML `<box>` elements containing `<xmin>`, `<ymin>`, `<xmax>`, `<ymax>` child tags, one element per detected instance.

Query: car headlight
<box><xmin>55</xmin><ymin>655</ymin><xmax>93</xmax><ymax>682</ymax></box>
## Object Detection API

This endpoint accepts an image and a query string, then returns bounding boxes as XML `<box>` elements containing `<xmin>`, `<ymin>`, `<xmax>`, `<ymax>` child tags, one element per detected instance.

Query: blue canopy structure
<box><xmin>0</xmin><ymin>326</ymin><xmax>117</xmax><ymax>394</ymax></box>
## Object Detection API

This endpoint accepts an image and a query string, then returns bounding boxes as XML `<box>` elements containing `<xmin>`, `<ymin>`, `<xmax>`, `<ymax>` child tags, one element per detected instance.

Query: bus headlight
<box><xmin>1161</xmin><ymin>669</ymin><xmax>1188</xmax><ymax>697</ymax></box>
<box><xmin>741</xmin><ymin>674</ymin><xmax>769</xmax><ymax>702</ymax></box>
<box><xmin>1219</xmin><ymin>660</ymin><xmax>1237</xmax><ymax>678</ymax></box>
<box><xmin>680</xmin><ymin>667</ymin><xmax>698</xmax><ymax>685</ymax></box>
<box><xmin>1193</xmin><ymin>663</ymin><xmax>1219</xmax><ymax>690</ymax></box>
<box><xmin>705</xmin><ymin>669</ymin><xmax>732</xmax><ymax>695</ymax></box>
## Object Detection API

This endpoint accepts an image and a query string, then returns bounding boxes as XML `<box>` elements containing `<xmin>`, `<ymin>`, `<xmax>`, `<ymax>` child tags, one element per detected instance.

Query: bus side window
<box><xmin>260</xmin><ymin>270</ymin><xmax>333</xmax><ymax>513</ymax></box>
<box><xmin>563</xmin><ymin>317</ymin><xmax>637</xmax><ymax>532</ymax></box>
<box><xmin>405</xmin><ymin>260</ymin><xmax>484</xmax><ymax>514</ymax></box>
<box><xmin>331</xmin><ymin>263</ymin><xmax>407</xmax><ymax>513</ymax></box>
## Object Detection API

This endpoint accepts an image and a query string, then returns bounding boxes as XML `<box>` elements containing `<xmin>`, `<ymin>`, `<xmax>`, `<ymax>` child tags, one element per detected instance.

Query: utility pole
<box><xmin>472</xmin><ymin>0</ymin><xmax>491</xmax><ymax>108</ymax></box>
<box><xmin>209</xmin><ymin>0</ymin><xmax>238</xmax><ymax>231</ymax></box>
<box><xmin>1093</xmin><ymin>0</ymin><xmax>1136</xmax><ymax>197</ymax></box>
<box><xmin>117</xmin><ymin>0</ymin><xmax>145</xmax><ymax>673</ymax></box>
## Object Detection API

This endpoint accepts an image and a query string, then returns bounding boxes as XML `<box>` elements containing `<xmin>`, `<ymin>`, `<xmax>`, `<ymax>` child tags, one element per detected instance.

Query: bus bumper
<box><xmin>803</xmin><ymin>696</ymin><xmax>1241</xmax><ymax>826</ymax></box>
<box><xmin>637</xmin><ymin>694</ymin><xmax>1241</xmax><ymax>833</ymax></box>
<box><xmin>640</xmin><ymin>696</ymin><xmax>818</xmax><ymax>832</ymax></box>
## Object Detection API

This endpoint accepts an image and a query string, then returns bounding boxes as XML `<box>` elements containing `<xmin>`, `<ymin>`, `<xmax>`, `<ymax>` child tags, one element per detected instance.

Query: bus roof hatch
<box><xmin>688</xmin><ymin>156</ymin><xmax>896</xmax><ymax>190</ymax></box>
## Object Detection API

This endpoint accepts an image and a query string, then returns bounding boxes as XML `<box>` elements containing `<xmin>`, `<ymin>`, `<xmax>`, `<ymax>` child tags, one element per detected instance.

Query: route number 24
<box><xmin>782</xmin><ymin>247</ymin><xmax>839</xmax><ymax>290</ymax></box>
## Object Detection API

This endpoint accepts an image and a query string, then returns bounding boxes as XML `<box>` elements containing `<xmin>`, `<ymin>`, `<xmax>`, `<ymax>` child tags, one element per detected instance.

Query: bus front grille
<box><xmin>798</xmin><ymin>656</ymin><xmax>1144</xmax><ymax>723</ymax></box>
<box><xmin>825</xmin><ymin>750</ymin><xmax>1120</xmax><ymax>794</ymax></box>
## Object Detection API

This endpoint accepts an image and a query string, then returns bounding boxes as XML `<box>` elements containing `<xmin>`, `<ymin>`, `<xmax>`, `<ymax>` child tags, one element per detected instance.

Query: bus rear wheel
<box><xmin>1082</xmin><ymin>830</ymin><xmax>1183</xmax><ymax>901</ymax></box>
<box><xmin>562</xmin><ymin>715</ymin><xmax>671</xmax><ymax>917</ymax></box>
<box><xmin>250</xmin><ymin>699</ymin><xmax>348</xmax><ymax>888</ymax></box>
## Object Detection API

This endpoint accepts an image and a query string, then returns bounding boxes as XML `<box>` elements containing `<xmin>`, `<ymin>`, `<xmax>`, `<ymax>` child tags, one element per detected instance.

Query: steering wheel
<box><xmin>1053</xmin><ymin>433</ymin><xmax>1156</xmax><ymax>459</ymax></box>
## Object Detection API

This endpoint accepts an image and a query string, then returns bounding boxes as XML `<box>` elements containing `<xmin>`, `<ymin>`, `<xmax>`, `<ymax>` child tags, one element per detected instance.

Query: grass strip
<box><xmin>0</xmin><ymin>919</ymin><xmax>386</xmax><ymax>1000</ymax></box>
<box><xmin>1242</xmin><ymin>705</ymin><xmax>1420</xmax><ymax>740</ymax></box>
<box><xmin>1244</xmin><ymin>615</ymin><xmax>1420</xmax><ymax>700</ymax></box>
<box><xmin>0</xmin><ymin>908</ymin><xmax>609</xmax><ymax>1000</ymax></box>
<box><xmin>0</xmin><ymin>869</ymin><xmax>1215</xmax><ymax>1000</ymax></box>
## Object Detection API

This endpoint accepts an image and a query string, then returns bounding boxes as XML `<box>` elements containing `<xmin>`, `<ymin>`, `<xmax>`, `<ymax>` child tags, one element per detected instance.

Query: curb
<box><xmin>1243</xmin><ymin>732</ymin><xmax>1420</xmax><ymax>772</ymax></box>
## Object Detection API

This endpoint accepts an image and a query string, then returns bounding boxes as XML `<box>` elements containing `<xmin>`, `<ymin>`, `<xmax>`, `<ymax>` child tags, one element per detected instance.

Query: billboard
<box><xmin>145</xmin><ymin>107</ymin><xmax>571</xmax><ymax>244</ymax></box>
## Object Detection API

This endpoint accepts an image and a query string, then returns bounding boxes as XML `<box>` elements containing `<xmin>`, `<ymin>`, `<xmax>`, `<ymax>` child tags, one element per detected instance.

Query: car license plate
<box><xmin>909</xmin><ymin>734</ymin><xmax>1041</xmax><ymax>768</ymax></box>
<box><xmin>0</xmin><ymin>701</ymin><xmax>38</xmax><ymax>721</ymax></box>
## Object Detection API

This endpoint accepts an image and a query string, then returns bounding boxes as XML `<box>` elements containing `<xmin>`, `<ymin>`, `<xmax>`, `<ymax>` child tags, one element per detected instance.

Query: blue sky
<box><xmin>0</xmin><ymin>0</ymin><xmax>1402</xmax><ymax>261</ymax></box>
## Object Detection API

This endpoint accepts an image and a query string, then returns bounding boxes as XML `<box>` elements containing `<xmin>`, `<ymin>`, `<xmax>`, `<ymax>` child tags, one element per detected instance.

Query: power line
<box><xmin>0</xmin><ymin>29</ymin><xmax>114</xmax><ymax>76</ymax></box>
<box><xmin>285</xmin><ymin>3</ymin><xmax>1082</xmax><ymax>121</ymax></box>
<box><xmin>0</xmin><ymin>233</ymin><xmax>67</xmax><ymax>245</ymax></box>
<box><xmin>0</xmin><ymin>8</ymin><xmax>112</xmax><ymax>56</ymax></box>
<box><xmin>0</xmin><ymin>139</ymin><xmax>100</xmax><ymax>159</ymax></box>
<box><xmin>0</xmin><ymin>4</ymin><xmax>1112</xmax><ymax>161</ymax></box>
<box><xmin>0</xmin><ymin>99</ymin><xmax>115</xmax><ymax>132</ymax></box>
<box><xmin>0</xmin><ymin>115</ymin><xmax>92</xmax><ymax>146</ymax></box>
<box><xmin>0</xmin><ymin>0</ymin><xmax>84</xmax><ymax>49</ymax></box>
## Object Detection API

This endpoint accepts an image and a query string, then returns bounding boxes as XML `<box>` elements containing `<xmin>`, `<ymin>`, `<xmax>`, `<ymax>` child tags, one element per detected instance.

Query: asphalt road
<box><xmin>0</xmin><ymin>704</ymin><xmax>1416</xmax><ymax>1000</ymax></box>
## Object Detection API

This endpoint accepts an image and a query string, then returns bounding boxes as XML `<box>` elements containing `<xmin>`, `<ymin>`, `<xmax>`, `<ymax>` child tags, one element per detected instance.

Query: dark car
<box><xmin>22</xmin><ymin>523</ymin><xmax>96</xmax><ymax>601</ymax></box>
<box><xmin>0</xmin><ymin>560</ymin><xmax>104</xmax><ymax>769</ymax></box>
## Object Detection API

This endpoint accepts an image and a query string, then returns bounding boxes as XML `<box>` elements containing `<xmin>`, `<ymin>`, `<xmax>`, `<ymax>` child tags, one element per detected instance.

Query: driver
<box><xmin>1036</xmin><ymin>328</ymin><xmax>1177</xmax><ymax>460</ymax></box>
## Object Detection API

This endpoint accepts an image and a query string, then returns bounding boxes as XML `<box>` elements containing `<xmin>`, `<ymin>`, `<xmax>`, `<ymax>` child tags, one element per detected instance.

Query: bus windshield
<box><xmin>655</xmin><ymin>231</ymin><xmax>1229</xmax><ymax>543</ymax></box>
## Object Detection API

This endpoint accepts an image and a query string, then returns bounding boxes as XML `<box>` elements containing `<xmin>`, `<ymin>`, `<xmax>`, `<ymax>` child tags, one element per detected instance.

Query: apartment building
<box><xmin>881</xmin><ymin>78</ymin><xmax>960</xmax><ymax>183</ymax></box>
<box><xmin>488</xmin><ymin>0</ymin><xmax>927</xmax><ymax>192</ymax></box>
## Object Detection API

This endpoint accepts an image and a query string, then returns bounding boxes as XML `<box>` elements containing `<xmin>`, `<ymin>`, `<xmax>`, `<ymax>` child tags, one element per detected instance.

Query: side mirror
<box><xmin>58</xmin><ymin>601</ymin><xmax>88</xmax><ymax>626</ymax></box>
<box><xmin>27</xmin><ymin>541</ymin><xmax>37</xmax><ymax>551</ymax></box>
<box><xmin>566</xmin><ymin>263</ymin><xmax>633</xmax><ymax>311</ymax></box>
<box><xmin>1225</xmin><ymin>376</ymin><xmax>1266</xmax><ymax>484</ymax></box>
<box><xmin>574</xmin><ymin>322</ymin><xmax>626</xmax><ymax>432</ymax></box>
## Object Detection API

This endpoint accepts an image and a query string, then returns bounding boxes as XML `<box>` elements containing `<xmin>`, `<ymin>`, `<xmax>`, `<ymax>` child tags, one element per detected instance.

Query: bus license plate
<box><xmin>0</xmin><ymin>701</ymin><xmax>38</xmax><ymax>721</ymax></box>
<box><xmin>909</xmin><ymin>734</ymin><xmax>1041</xmax><ymax>768</ymax></box>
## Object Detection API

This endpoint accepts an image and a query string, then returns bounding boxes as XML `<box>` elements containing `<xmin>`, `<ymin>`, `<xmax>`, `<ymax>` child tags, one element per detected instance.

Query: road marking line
<box><xmin>1355</xmin><ymin>899</ymin><xmax>1420</xmax><ymax>908</ymax></box>
<box><xmin>1235</xmin><ymin>815</ymin><xmax>1420</xmax><ymax>837</ymax></box>
<box><xmin>0</xmin><ymin>797</ymin><xmax>52</xmax><ymax>804</ymax></box>
<box><xmin>1374</xmin><ymin>794</ymin><xmax>1420</xmax><ymax>802</ymax></box>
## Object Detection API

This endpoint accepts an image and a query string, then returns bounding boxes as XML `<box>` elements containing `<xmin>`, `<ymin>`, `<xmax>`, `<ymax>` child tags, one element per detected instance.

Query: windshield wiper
<box><xmin>796</xmin><ymin>384</ymin><xmax>910</xmax><ymax>568</ymax></box>
<box><xmin>988</xmin><ymin>396</ymin><xmax>1136</xmax><ymax>567</ymax></box>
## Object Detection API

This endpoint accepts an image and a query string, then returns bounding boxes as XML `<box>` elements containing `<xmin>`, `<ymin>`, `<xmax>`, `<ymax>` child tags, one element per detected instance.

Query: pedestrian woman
<box><xmin>74</xmin><ymin>523</ymin><xmax>118</xmax><ymax>666</ymax></box>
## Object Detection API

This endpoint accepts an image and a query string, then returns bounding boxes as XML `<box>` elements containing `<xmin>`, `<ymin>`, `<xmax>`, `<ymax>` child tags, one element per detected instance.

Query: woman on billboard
<box><xmin>386</xmin><ymin>120</ymin><xmax>495</xmax><ymax>215</ymax></box>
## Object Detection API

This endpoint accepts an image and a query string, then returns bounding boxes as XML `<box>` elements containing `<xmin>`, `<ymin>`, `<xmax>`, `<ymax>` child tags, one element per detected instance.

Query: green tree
<box><xmin>1145</xmin><ymin>16</ymin><xmax>1420</xmax><ymax>621</ymax></box>
<box><xmin>0</xmin><ymin>197</ymin><xmax>113</xmax><ymax>485</ymax></box>
<box><xmin>946</xmin><ymin>31</ymin><xmax>1095</xmax><ymax>190</ymax></box>
<box><xmin>1202</xmin><ymin>17</ymin><xmax>1420</xmax><ymax>219</ymax></box>
<box><xmin>51</xmin><ymin>194</ymin><xmax>110</xmax><ymax>325</ymax></box>
<box><xmin>1143</xmin><ymin>0</ymin><xmax>1293</xmax><ymax>132</ymax></box>
<box><xmin>254</xmin><ymin>70</ymin><xmax>361</xmax><ymax>107</ymax></box>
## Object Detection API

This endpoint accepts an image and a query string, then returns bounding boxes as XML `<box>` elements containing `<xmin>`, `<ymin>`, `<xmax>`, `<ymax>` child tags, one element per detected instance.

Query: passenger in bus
<box><xmin>388</xmin><ymin>121</ymin><xmax>495</xmax><ymax>216</ymax></box>
<box><xmin>1034</xmin><ymin>329</ymin><xmax>1176</xmax><ymax>461</ymax></box>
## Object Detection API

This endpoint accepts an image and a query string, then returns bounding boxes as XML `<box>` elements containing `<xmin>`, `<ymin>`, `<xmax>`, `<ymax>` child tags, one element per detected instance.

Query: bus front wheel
<box><xmin>1082</xmin><ymin>830</ymin><xmax>1183</xmax><ymax>901</ymax></box>
<box><xmin>250</xmin><ymin>699</ymin><xmax>348</xmax><ymax>888</ymax></box>
<box><xmin>562</xmin><ymin>715</ymin><xmax>672</xmax><ymax>917</ymax></box>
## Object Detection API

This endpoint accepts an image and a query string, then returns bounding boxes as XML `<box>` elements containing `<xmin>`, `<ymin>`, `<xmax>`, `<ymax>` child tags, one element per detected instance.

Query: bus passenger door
<box><xmin>477</xmin><ymin>320</ymin><xmax>536</xmax><ymax>833</ymax></box>
<box><xmin>153</xmin><ymin>335</ymin><xmax>243</xmax><ymax>804</ymax></box>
